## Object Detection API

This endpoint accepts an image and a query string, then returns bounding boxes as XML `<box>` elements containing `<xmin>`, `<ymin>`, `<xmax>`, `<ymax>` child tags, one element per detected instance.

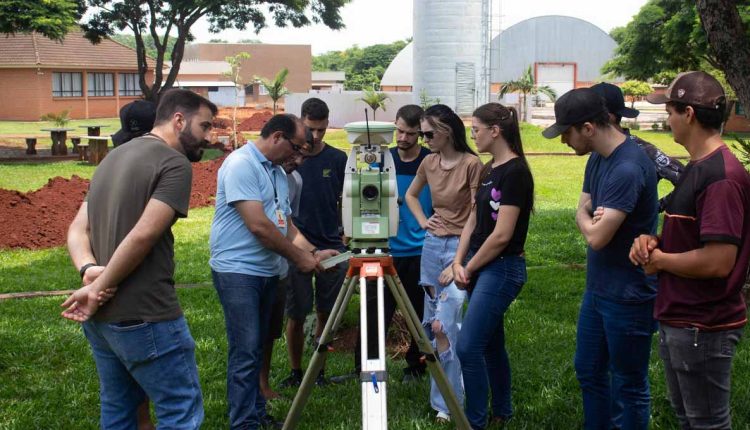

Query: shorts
<box><xmin>285</xmin><ymin>261</ymin><xmax>348</xmax><ymax>320</ymax></box>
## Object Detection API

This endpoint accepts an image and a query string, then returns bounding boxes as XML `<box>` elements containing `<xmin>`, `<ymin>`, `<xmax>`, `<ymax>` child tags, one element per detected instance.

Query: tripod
<box><xmin>283</xmin><ymin>253</ymin><xmax>471</xmax><ymax>430</ymax></box>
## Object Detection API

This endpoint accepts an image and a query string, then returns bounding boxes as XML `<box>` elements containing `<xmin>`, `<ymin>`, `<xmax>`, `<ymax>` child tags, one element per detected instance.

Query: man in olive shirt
<box><xmin>63</xmin><ymin>89</ymin><xmax>217</xmax><ymax>429</ymax></box>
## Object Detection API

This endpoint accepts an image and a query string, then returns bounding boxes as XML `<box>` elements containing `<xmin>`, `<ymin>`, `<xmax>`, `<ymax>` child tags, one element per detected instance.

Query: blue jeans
<box><xmin>83</xmin><ymin>316</ymin><xmax>204</xmax><ymax>430</ymax></box>
<box><xmin>456</xmin><ymin>255</ymin><xmax>526</xmax><ymax>430</ymax></box>
<box><xmin>574</xmin><ymin>291</ymin><xmax>655</xmax><ymax>430</ymax></box>
<box><xmin>213</xmin><ymin>271</ymin><xmax>278</xmax><ymax>430</ymax></box>
<box><xmin>421</xmin><ymin>232</ymin><xmax>466</xmax><ymax>415</ymax></box>
<box><xmin>659</xmin><ymin>324</ymin><xmax>743</xmax><ymax>430</ymax></box>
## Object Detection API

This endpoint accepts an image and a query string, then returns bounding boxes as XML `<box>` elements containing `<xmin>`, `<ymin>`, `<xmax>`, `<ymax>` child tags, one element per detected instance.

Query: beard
<box><xmin>396</xmin><ymin>139</ymin><xmax>418</xmax><ymax>151</ymax></box>
<box><xmin>179</xmin><ymin>127</ymin><xmax>206</xmax><ymax>162</ymax></box>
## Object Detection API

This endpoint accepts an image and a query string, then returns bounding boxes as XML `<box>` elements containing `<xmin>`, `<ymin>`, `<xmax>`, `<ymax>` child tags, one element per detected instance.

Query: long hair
<box><xmin>423</xmin><ymin>104</ymin><xmax>477</xmax><ymax>155</ymax></box>
<box><xmin>473</xmin><ymin>102</ymin><xmax>534</xmax><ymax>209</ymax></box>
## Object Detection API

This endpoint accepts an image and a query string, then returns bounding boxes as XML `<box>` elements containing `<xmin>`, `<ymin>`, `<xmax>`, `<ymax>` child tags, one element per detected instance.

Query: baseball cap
<box><xmin>590</xmin><ymin>82</ymin><xmax>639</xmax><ymax>118</ymax></box>
<box><xmin>112</xmin><ymin>100</ymin><xmax>157</xmax><ymax>146</ymax></box>
<box><xmin>646</xmin><ymin>71</ymin><xmax>725</xmax><ymax>109</ymax></box>
<box><xmin>542</xmin><ymin>88</ymin><xmax>609</xmax><ymax>139</ymax></box>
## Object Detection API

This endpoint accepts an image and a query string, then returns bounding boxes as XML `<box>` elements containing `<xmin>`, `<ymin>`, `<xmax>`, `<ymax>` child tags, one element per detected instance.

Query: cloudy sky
<box><xmin>190</xmin><ymin>0</ymin><xmax>649</xmax><ymax>54</ymax></box>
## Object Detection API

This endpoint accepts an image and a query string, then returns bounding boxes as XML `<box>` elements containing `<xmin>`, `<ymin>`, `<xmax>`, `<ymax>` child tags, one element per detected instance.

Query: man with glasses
<box><xmin>282</xmin><ymin>98</ymin><xmax>349</xmax><ymax>388</ymax></box>
<box><xmin>209</xmin><ymin>114</ymin><xmax>338</xmax><ymax>429</ymax></box>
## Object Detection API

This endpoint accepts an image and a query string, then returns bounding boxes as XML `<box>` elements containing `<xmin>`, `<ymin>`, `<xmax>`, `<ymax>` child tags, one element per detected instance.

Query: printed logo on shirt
<box><xmin>323</xmin><ymin>169</ymin><xmax>332</xmax><ymax>178</ymax></box>
<box><xmin>489</xmin><ymin>187</ymin><xmax>501</xmax><ymax>221</ymax></box>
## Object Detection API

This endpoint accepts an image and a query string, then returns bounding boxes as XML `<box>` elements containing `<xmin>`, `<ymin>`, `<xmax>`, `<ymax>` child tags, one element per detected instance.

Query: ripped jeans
<box><xmin>421</xmin><ymin>232</ymin><xmax>466</xmax><ymax>415</ymax></box>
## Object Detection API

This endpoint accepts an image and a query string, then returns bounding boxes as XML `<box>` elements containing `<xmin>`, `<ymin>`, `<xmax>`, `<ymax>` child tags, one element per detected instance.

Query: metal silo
<box><xmin>413</xmin><ymin>0</ymin><xmax>485</xmax><ymax>115</ymax></box>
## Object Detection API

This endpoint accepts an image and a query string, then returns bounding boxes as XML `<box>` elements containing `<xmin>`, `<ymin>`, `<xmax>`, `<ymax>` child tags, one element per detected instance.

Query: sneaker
<box><xmin>279</xmin><ymin>369</ymin><xmax>303</xmax><ymax>388</ymax></box>
<box><xmin>435</xmin><ymin>411</ymin><xmax>451</xmax><ymax>424</ymax></box>
<box><xmin>260</xmin><ymin>413</ymin><xmax>284</xmax><ymax>429</ymax></box>
<box><xmin>315</xmin><ymin>369</ymin><xmax>329</xmax><ymax>387</ymax></box>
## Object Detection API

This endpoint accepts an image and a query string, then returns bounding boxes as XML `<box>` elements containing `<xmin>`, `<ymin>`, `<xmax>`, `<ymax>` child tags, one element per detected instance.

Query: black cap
<box><xmin>590</xmin><ymin>82</ymin><xmax>639</xmax><ymax>118</ymax></box>
<box><xmin>542</xmin><ymin>88</ymin><xmax>609</xmax><ymax>139</ymax></box>
<box><xmin>112</xmin><ymin>100</ymin><xmax>157</xmax><ymax>146</ymax></box>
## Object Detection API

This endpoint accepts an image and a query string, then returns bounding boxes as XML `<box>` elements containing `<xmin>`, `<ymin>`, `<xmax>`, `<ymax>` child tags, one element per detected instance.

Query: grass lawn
<box><xmin>2</xmin><ymin>123</ymin><xmax>749</xmax><ymax>429</ymax></box>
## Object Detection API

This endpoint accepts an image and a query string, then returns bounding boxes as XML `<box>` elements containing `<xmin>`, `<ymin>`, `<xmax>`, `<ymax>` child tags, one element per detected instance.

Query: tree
<box><xmin>110</xmin><ymin>33</ymin><xmax>177</xmax><ymax>60</ymax></box>
<box><xmin>73</xmin><ymin>0</ymin><xmax>350</xmax><ymax>102</ymax></box>
<box><xmin>620</xmin><ymin>81</ymin><xmax>652</xmax><ymax>108</ymax></box>
<box><xmin>256</xmin><ymin>68</ymin><xmax>291</xmax><ymax>114</ymax></box>
<box><xmin>603</xmin><ymin>0</ymin><xmax>750</xmax><ymax>111</ymax></box>
<box><xmin>498</xmin><ymin>66</ymin><xmax>557</xmax><ymax>122</ymax></box>
<box><xmin>358</xmin><ymin>87</ymin><xmax>390</xmax><ymax>119</ymax></box>
<box><xmin>696</xmin><ymin>0</ymin><xmax>750</xmax><ymax>117</ymax></box>
<box><xmin>0</xmin><ymin>0</ymin><xmax>84</xmax><ymax>41</ymax></box>
<box><xmin>208</xmin><ymin>38</ymin><xmax>228</xmax><ymax>43</ymax></box>
<box><xmin>223</xmin><ymin>52</ymin><xmax>251</xmax><ymax>149</ymax></box>
<box><xmin>312</xmin><ymin>40</ymin><xmax>408</xmax><ymax>90</ymax></box>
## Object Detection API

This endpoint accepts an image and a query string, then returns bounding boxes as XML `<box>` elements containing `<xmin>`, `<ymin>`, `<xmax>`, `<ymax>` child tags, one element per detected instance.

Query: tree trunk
<box><xmin>696</xmin><ymin>0</ymin><xmax>750</xmax><ymax>112</ymax></box>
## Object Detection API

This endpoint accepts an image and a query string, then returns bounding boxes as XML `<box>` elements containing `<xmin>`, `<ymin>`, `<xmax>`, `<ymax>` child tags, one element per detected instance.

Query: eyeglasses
<box><xmin>283</xmin><ymin>135</ymin><xmax>307</xmax><ymax>154</ymax></box>
<box><xmin>418</xmin><ymin>130</ymin><xmax>436</xmax><ymax>140</ymax></box>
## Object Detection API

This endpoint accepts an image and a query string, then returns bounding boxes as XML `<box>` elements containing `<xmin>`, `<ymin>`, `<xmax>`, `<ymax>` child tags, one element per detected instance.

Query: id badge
<box><xmin>275</xmin><ymin>209</ymin><xmax>287</xmax><ymax>228</ymax></box>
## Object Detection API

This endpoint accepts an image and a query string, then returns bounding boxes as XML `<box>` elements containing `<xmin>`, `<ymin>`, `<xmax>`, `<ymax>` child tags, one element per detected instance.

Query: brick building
<box><xmin>0</xmin><ymin>31</ymin><xmax>154</xmax><ymax>121</ymax></box>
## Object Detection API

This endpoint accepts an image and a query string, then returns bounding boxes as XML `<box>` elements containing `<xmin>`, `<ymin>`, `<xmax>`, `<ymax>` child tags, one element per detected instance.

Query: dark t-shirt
<box><xmin>583</xmin><ymin>138</ymin><xmax>659</xmax><ymax>302</ymax></box>
<box><xmin>87</xmin><ymin>136</ymin><xmax>192</xmax><ymax>322</ymax></box>
<box><xmin>293</xmin><ymin>143</ymin><xmax>348</xmax><ymax>250</ymax></box>
<box><xmin>469</xmin><ymin>158</ymin><xmax>533</xmax><ymax>257</ymax></box>
<box><xmin>655</xmin><ymin>145</ymin><xmax>750</xmax><ymax>330</ymax></box>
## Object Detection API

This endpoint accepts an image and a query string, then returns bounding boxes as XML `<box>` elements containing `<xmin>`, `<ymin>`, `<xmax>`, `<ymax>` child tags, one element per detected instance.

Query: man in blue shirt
<box><xmin>209</xmin><ymin>114</ymin><xmax>336</xmax><ymax>429</ymax></box>
<box><xmin>283</xmin><ymin>98</ymin><xmax>349</xmax><ymax>387</ymax></box>
<box><xmin>543</xmin><ymin>89</ymin><xmax>658</xmax><ymax>430</ymax></box>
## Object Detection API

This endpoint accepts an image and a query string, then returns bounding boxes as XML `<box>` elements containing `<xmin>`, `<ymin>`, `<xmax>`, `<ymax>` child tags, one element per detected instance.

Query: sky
<box><xmin>190</xmin><ymin>0</ymin><xmax>650</xmax><ymax>55</ymax></box>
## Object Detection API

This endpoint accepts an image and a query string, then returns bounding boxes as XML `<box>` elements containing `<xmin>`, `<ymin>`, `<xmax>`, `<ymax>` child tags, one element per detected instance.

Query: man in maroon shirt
<box><xmin>630</xmin><ymin>71</ymin><xmax>750</xmax><ymax>429</ymax></box>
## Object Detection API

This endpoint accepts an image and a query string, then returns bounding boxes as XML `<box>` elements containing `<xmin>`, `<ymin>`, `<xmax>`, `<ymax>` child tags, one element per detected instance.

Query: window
<box><xmin>259</xmin><ymin>84</ymin><xmax>268</xmax><ymax>96</ymax></box>
<box><xmin>244</xmin><ymin>84</ymin><xmax>254</xmax><ymax>95</ymax></box>
<box><xmin>52</xmin><ymin>72</ymin><xmax>82</xmax><ymax>97</ymax></box>
<box><xmin>87</xmin><ymin>73</ymin><xmax>114</xmax><ymax>96</ymax></box>
<box><xmin>736</xmin><ymin>102</ymin><xmax>746</xmax><ymax>117</ymax></box>
<box><xmin>207</xmin><ymin>86</ymin><xmax>219</xmax><ymax>92</ymax></box>
<box><xmin>119</xmin><ymin>73</ymin><xmax>140</xmax><ymax>96</ymax></box>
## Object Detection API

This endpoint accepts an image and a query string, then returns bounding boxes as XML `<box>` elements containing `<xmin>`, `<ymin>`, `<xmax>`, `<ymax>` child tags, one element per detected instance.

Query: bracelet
<box><xmin>79</xmin><ymin>262</ymin><xmax>97</xmax><ymax>279</ymax></box>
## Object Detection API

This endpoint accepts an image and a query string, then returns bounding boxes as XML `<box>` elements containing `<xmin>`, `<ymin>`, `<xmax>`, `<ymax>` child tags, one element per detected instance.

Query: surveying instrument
<box><xmin>283</xmin><ymin>114</ymin><xmax>470</xmax><ymax>430</ymax></box>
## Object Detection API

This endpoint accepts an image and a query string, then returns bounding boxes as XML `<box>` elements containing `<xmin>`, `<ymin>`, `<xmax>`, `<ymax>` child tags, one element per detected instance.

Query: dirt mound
<box><xmin>237</xmin><ymin>111</ymin><xmax>273</xmax><ymax>132</ymax></box>
<box><xmin>0</xmin><ymin>156</ymin><xmax>226</xmax><ymax>250</ymax></box>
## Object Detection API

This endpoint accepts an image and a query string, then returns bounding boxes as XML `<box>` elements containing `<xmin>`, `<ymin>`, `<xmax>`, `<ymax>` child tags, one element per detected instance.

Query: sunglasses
<box><xmin>418</xmin><ymin>130</ymin><xmax>436</xmax><ymax>140</ymax></box>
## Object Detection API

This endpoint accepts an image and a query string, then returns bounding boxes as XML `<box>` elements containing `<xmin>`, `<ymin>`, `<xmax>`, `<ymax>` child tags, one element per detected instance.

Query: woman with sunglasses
<box><xmin>452</xmin><ymin>103</ymin><xmax>534</xmax><ymax>429</ymax></box>
<box><xmin>405</xmin><ymin>104</ymin><xmax>482</xmax><ymax>424</ymax></box>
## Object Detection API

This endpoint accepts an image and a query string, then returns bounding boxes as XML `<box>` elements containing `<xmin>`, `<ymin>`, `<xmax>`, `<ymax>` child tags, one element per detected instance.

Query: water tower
<box><xmin>413</xmin><ymin>0</ymin><xmax>489</xmax><ymax>115</ymax></box>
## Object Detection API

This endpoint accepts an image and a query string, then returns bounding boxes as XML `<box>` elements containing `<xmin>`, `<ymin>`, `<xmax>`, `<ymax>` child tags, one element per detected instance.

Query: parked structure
<box><xmin>311</xmin><ymin>71</ymin><xmax>346</xmax><ymax>93</ymax></box>
<box><xmin>0</xmin><ymin>32</ymin><xmax>154</xmax><ymax>120</ymax></box>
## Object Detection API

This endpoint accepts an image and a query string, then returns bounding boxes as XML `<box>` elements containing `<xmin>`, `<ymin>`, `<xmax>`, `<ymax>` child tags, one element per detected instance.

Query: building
<box><xmin>0</xmin><ymin>31</ymin><xmax>154</xmax><ymax>120</ymax></box>
<box><xmin>172</xmin><ymin>60</ymin><xmax>243</xmax><ymax>107</ymax></box>
<box><xmin>380</xmin><ymin>15</ymin><xmax>617</xmax><ymax>103</ymax></box>
<box><xmin>311</xmin><ymin>71</ymin><xmax>346</xmax><ymax>92</ymax></box>
<box><xmin>183</xmin><ymin>43</ymin><xmax>311</xmax><ymax>108</ymax></box>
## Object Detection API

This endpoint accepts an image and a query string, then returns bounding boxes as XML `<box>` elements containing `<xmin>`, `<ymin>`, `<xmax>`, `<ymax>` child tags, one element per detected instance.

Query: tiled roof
<box><xmin>0</xmin><ymin>31</ymin><xmax>152</xmax><ymax>70</ymax></box>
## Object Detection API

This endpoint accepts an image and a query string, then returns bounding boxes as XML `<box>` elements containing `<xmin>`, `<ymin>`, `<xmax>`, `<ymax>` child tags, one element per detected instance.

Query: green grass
<box><xmin>0</xmin><ymin>118</ymin><xmax>121</xmax><ymax>137</ymax></box>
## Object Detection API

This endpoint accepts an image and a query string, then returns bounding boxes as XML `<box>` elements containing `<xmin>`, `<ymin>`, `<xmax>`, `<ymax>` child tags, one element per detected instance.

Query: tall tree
<box><xmin>620</xmin><ymin>81</ymin><xmax>653</xmax><ymax>109</ymax></box>
<box><xmin>313</xmin><ymin>40</ymin><xmax>408</xmax><ymax>90</ymax></box>
<box><xmin>256</xmin><ymin>68</ymin><xmax>291</xmax><ymax>114</ymax></box>
<box><xmin>696</xmin><ymin>0</ymin><xmax>750</xmax><ymax>114</ymax></box>
<box><xmin>0</xmin><ymin>0</ymin><xmax>84</xmax><ymax>41</ymax></box>
<box><xmin>78</xmin><ymin>0</ymin><xmax>350</xmax><ymax>102</ymax></box>
<box><xmin>604</xmin><ymin>0</ymin><xmax>750</xmax><ymax>109</ymax></box>
<box><xmin>110</xmin><ymin>33</ymin><xmax>177</xmax><ymax>60</ymax></box>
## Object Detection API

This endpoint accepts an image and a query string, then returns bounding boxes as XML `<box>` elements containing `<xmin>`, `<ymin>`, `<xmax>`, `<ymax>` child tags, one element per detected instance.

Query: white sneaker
<box><xmin>435</xmin><ymin>411</ymin><xmax>451</xmax><ymax>423</ymax></box>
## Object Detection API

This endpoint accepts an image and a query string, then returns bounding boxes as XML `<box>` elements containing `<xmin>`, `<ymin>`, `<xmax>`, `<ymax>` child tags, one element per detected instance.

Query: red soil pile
<box><xmin>237</xmin><ymin>111</ymin><xmax>273</xmax><ymax>132</ymax></box>
<box><xmin>0</xmin><ymin>156</ymin><xmax>226</xmax><ymax>250</ymax></box>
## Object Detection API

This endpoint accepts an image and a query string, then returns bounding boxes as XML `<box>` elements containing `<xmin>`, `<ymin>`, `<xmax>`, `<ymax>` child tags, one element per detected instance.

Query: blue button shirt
<box><xmin>209</xmin><ymin>142</ymin><xmax>290</xmax><ymax>277</ymax></box>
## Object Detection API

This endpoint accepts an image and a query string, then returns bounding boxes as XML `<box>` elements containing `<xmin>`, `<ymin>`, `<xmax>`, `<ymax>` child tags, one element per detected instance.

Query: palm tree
<box><xmin>498</xmin><ymin>66</ymin><xmax>557</xmax><ymax>122</ymax></box>
<box><xmin>256</xmin><ymin>68</ymin><xmax>291</xmax><ymax>114</ymax></box>
<box><xmin>358</xmin><ymin>87</ymin><xmax>390</xmax><ymax>119</ymax></box>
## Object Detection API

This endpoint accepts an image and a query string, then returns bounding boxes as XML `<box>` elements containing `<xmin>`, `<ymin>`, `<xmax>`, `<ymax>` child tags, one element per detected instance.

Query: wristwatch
<box><xmin>79</xmin><ymin>263</ymin><xmax>97</xmax><ymax>279</ymax></box>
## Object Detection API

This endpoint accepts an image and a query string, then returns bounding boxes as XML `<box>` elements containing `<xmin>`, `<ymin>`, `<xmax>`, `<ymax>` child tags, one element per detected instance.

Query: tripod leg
<box><xmin>384</xmin><ymin>274</ymin><xmax>472</xmax><ymax>430</ymax></box>
<box><xmin>283</xmin><ymin>275</ymin><xmax>358</xmax><ymax>430</ymax></box>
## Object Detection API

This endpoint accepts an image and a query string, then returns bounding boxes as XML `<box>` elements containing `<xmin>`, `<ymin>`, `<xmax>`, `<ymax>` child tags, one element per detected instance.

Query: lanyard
<box><xmin>262</xmin><ymin>164</ymin><xmax>279</xmax><ymax>205</ymax></box>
